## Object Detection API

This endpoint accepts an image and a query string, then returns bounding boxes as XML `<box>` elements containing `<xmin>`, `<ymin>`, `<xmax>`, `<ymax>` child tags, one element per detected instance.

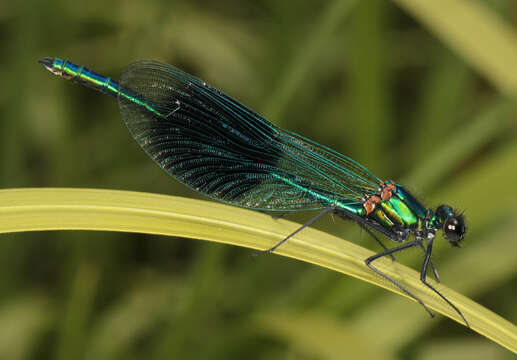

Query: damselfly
<box><xmin>39</xmin><ymin>57</ymin><xmax>468</xmax><ymax>326</ymax></box>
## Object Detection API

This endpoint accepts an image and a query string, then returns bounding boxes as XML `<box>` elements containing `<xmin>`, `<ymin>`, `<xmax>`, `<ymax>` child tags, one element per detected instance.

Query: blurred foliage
<box><xmin>1</xmin><ymin>0</ymin><xmax>517</xmax><ymax>358</ymax></box>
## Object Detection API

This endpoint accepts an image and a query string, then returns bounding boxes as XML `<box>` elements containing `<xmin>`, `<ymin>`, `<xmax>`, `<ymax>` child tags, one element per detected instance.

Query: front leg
<box><xmin>417</xmin><ymin>241</ymin><xmax>440</xmax><ymax>283</ymax></box>
<box><xmin>419</xmin><ymin>237</ymin><xmax>469</xmax><ymax>327</ymax></box>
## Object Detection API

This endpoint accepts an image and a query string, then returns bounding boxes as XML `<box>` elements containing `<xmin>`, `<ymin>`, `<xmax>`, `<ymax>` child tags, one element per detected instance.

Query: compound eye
<box><xmin>443</xmin><ymin>216</ymin><xmax>466</xmax><ymax>246</ymax></box>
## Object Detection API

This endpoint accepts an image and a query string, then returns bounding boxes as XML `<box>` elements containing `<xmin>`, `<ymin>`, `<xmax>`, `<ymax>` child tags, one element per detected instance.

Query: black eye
<box><xmin>443</xmin><ymin>215</ymin><xmax>466</xmax><ymax>246</ymax></box>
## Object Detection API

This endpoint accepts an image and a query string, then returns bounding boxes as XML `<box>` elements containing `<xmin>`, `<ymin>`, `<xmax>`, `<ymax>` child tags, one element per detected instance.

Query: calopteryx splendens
<box><xmin>39</xmin><ymin>57</ymin><xmax>468</xmax><ymax>327</ymax></box>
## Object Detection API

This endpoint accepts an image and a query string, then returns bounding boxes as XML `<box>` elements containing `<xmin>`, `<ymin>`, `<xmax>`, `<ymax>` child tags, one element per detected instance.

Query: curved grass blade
<box><xmin>0</xmin><ymin>188</ymin><xmax>515</xmax><ymax>352</ymax></box>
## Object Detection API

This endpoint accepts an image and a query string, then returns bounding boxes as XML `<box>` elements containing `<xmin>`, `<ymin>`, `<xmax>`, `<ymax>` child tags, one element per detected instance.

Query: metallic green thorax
<box><xmin>370</xmin><ymin>182</ymin><xmax>428</xmax><ymax>231</ymax></box>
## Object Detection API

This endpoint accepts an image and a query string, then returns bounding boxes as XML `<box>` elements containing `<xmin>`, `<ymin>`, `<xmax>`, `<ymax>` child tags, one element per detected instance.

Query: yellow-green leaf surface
<box><xmin>394</xmin><ymin>0</ymin><xmax>517</xmax><ymax>98</ymax></box>
<box><xmin>0</xmin><ymin>188</ymin><xmax>515</xmax><ymax>353</ymax></box>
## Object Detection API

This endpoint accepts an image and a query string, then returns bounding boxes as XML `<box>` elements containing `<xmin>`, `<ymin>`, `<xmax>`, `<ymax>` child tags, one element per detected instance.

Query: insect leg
<box><xmin>417</xmin><ymin>241</ymin><xmax>440</xmax><ymax>283</ymax></box>
<box><xmin>334</xmin><ymin>210</ymin><xmax>396</xmax><ymax>260</ymax></box>
<box><xmin>355</xmin><ymin>219</ymin><xmax>395</xmax><ymax>261</ymax></box>
<box><xmin>253</xmin><ymin>207</ymin><xmax>334</xmax><ymax>256</ymax></box>
<box><xmin>365</xmin><ymin>240</ymin><xmax>435</xmax><ymax>317</ymax></box>
<box><xmin>420</xmin><ymin>237</ymin><xmax>469</xmax><ymax>327</ymax></box>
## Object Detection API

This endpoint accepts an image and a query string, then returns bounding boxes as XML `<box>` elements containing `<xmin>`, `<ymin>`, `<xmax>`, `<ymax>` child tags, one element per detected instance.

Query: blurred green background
<box><xmin>1</xmin><ymin>0</ymin><xmax>517</xmax><ymax>358</ymax></box>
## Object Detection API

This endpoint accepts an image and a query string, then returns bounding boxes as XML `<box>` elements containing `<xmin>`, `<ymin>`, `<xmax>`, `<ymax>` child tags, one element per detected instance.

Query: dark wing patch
<box><xmin>118</xmin><ymin>61</ymin><xmax>380</xmax><ymax>211</ymax></box>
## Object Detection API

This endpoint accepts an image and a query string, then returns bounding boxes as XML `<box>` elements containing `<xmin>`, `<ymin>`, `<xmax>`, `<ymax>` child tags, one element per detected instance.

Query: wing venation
<box><xmin>118</xmin><ymin>61</ymin><xmax>380</xmax><ymax>211</ymax></box>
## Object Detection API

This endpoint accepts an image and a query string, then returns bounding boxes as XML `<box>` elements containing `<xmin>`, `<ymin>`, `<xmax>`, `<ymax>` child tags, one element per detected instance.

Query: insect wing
<box><xmin>117</xmin><ymin>61</ymin><xmax>379</xmax><ymax>211</ymax></box>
